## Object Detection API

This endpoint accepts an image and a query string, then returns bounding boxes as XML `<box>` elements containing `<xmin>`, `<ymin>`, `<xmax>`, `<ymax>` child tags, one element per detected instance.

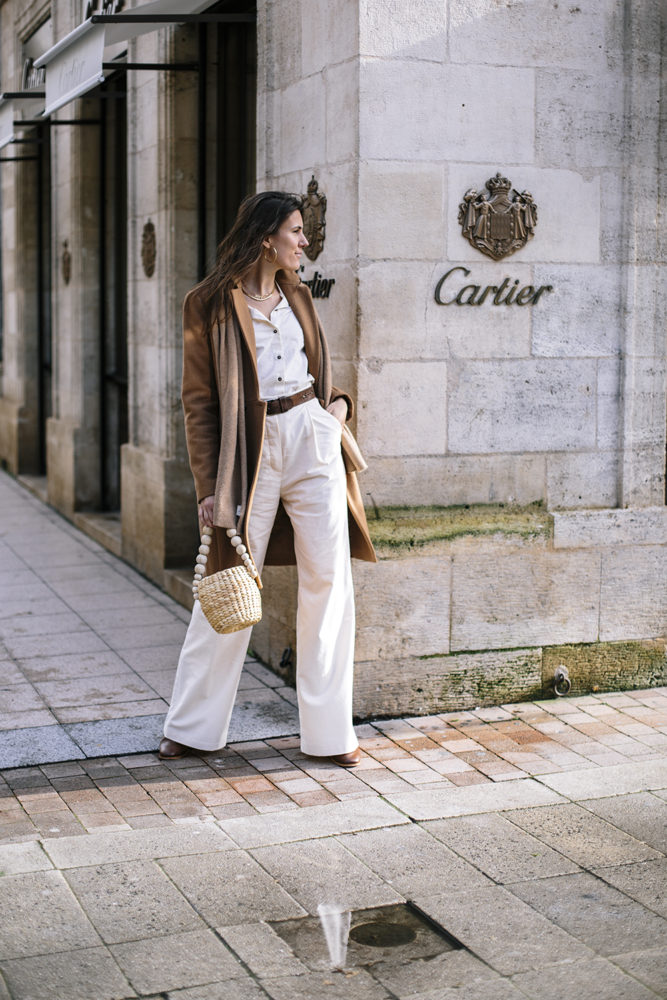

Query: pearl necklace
<box><xmin>242</xmin><ymin>285</ymin><xmax>276</xmax><ymax>302</ymax></box>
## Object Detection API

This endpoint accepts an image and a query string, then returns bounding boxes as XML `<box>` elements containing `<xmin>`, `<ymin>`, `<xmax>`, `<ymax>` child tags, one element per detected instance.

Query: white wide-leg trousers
<box><xmin>163</xmin><ymin>397</ymin><xmax>357</xmax><ymax>756</ymax></box>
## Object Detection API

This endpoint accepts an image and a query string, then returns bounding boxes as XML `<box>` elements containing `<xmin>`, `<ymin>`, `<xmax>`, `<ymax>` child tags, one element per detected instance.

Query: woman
<box><xmin>159</xmin><ymin>191</ymin><xmax>376</xmax><ymax>767</ymax></box>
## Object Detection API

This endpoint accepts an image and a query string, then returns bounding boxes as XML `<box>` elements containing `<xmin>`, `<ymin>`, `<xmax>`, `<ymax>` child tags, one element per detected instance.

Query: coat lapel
<box><xmin>230</xmin><ymin>286</ymin><xmax>258</xmax><ymax>360</ymax></box>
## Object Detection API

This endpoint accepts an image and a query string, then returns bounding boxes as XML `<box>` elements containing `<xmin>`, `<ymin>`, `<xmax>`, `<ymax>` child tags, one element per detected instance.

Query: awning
<box><xmin>0</xmin><ymin>92</ymin><xmax>46</xmax><ymax>149</ymax></box>
<box><xmin>34</xmin><ymin>0</ymin><xmax>211</xmax><ymax>116</ymax></box>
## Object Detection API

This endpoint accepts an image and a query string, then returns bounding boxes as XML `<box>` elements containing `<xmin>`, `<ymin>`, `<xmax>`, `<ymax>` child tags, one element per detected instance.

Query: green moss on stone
<box><xmin>365</xmin><ymin>502</ymin><xmax>551</xmax><ymax>549</ymax></box>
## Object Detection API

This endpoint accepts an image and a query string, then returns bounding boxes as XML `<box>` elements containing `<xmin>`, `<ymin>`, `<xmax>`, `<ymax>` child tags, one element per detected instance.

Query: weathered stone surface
<box><xmin>0</xmin><ymin>870</ymin><xmax>100</xmax><ymax>960</ymax></box>
<box><xmin>359</xmin><ymin>161</ymin><xmax>444</xmax><ymax>260</ymax></box>
<box><xmin>447</xmin><ymin>359</ymin><xmax>598</xmax><ymax>454</ymax></box>
<box><xmin>535</xmin><ymin>759</ymin><xmax>667</xmax><ymax>801</ymax></box>
<box><xmin>42</xmin><ymin>824</ymin><xmax>234</xmax><ymax>869</ymax></box>
<box><xmin>610</xmin><ymin>947</ymin><xmax>667</xmax><ymax>999</ymax></box>
<box><xmin>424</xmin><ymin>812</ymin><xmax>580</xmax><ymax>883</ymax></box>
<box><xmin>512</xmin><ymin>957</ymin><xmax>658</xmax><ymax>1000</ymax></box>
<box><xmin>591</xmin><ymin>859</ymin><xmax>667</xmax><ymax>919</ymax></box>
<box><xmin>357</xmin><ymin>359</ymin><xmax>447</xmax><ymax>457</ymax></box>
<box><xmin>384</xmin><ymin>778</ymin><xmax>564</xmax><ymax>822</ymax></box>
<box><xmin>600</xmin><ymin>546</ymin><xmax>667</xmax><ymax>642</ymax></box>
<box><xmin>546</xmin><ymin>452</ymin><xmax>618</xmax><ymax>509</ymax></box>
<box><xmin>508</xmin><ymin>872</ymin><xmax>667</xmax><ymax>957</ymax></box>
<box><xmin>553</xmin><ymin>507</ymin><xmax>667</xmax><ymax>549</ymax></box>
<box><xmin>542</xmin><ymin>641</ymin><xmax>667</xmax><ymax>697</ymax></box>
<box><xmin>111</xmin><ymin>929</ymin><xmax>243</xmax><ymax>994</ymax></box>
<box><xmin>0</xmin><ymin>947</ymin><xmax>134</xmax><ymax>1000</ymax></box>
<box><xmin>354</xmin><ymin>648</ymin><xmax>543</xmax><ymax>717</ymax></box>
<box><xmin>218</xmin><ymin>921</ymin><xmax>308</xmax><ymax>979</ymax></box>
<box><xmin>581</xmin><ymin>792</ymin><xmax>667</xmax><ymax>854</ymax></box>
<box><xmin>450</xmin><ymin>547</ymin><xmax>600</xmax><ymax>651</ymax></box>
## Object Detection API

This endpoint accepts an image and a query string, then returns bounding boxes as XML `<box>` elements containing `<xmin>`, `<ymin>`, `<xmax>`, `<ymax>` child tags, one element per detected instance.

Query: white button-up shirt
<box><xmin>248</xmin><ymin>285</ymin><xmax>314</xmax><ymax>401</ymax></box>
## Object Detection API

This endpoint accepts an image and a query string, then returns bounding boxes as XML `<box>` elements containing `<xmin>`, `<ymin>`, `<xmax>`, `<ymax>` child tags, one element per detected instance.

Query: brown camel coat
<box><xmin>181</xmin><ymin>268</ymin><xmax>376</xmax><ymax>582</ymax></box>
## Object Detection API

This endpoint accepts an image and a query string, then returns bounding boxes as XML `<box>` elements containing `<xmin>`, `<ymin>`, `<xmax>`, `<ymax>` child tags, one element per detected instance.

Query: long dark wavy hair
<box><xmin>194</xmin><ymin>191</ymin><xmax>303</xmax><ymax>331</ymax></box>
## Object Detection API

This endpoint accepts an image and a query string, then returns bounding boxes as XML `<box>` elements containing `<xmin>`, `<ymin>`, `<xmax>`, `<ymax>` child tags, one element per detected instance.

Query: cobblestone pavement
<box><xmin>1</xmin><ymin>472</ymin><xmax>667</xmax><ymax>998</ymax></box>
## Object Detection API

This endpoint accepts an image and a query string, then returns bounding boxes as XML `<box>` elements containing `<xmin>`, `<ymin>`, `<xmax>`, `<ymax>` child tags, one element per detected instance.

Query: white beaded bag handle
<box><xmin>192</xmin><ymin>527</ymin><xmax>262</xmax><ymax>634</ymax></box>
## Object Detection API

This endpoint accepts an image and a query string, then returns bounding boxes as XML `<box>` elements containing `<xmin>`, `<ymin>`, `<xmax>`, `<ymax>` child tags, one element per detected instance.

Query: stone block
<box><xmin>63</xmin><ymin>860</ymin><xmax>203</xmax><ymax>945</ymax></box>
<box><xmin>581</xmin><ymin>792</ymin><xmax>667</xmax><ymax>854</ymax></box>
<box><xmin>424</xmin><ymin>812</ymin><xmax>580</xmax><ymax>883</ymax></box>
<box><xmin>546</xmin><ymin>452</ymin><xmax>618</xmax><ymax>509</ymax></box>
<box><xmin>447</xmin><ymin>359</ymin><xmax>597</xmax><ymax>454</ymax></box>
<box><xmin>360</xmin><ymin>0</ymin><xmax>446</xmax><ymax>59</ymax></box>
<box><xmin>450</xmin><ymin>547</ymin><xmax>600</xmax><ymax>651</ymax></box>
<box><xmin>542</xmin><ymin>640</ymin><xmax>667</xmax><ymax>698</ymax></box>
<box><xmin>360</xmin><ymin>454</ymin><xmax>546</xmax><ymax>507</ymax></box>
<box><xmin>312</xmin><ymin>162</ymin><xmax>357</xmax><ymax>261</ymax></box>
<box><xmin>592</xmin><ymin>859</ymin><xmax>667</xmax><ymax>919</ymax></box>
<box><xmin>159</xmin><ymin>851</ymin><xmax>306</xmax><ymax>925</ymax></box>
<box><xmin>251</xmin><ymin>839</ymin><xmax>402</xmax><ymax>914</ymax></box>
<box><xmin>512</xmin><ymin>958</ymin><xmax>659</xmax><ymax>1000</ymax></box>
<box><xmin>412</xmin><ymin>884</ymin><xmax>594</xmax><ymax>976</ymax></box>
<box><xmin>553</xmin><ymin>507</ymin><xmax>667</xmax><ymax>549</ymax></box>
<box><xmin>42</xmin><ymin>824</ymin><xmax>234</xmax><ymax>869</ymax></box>
<box><xmin>531</xmin><ymin>264</ymin><xmax>622</xmax><ymax>358</ymax></box>
<box><xmin>357</xmin><ymin>359</ymin><xmax>447</xmax><ymax>457</ymax></box>
<box><xmin>383</xmin><ymin>777</ymin><xmax>564</xmax><ymax>822</ymax></box>
<box><xmin>534</xmin><ymin>759</ymin><xmax>667</xmax><ymax>802</ymax></box>
<box><xmin>353</xmin><ymin>555</ymin><xmax>450</xmax><ymax>661</ymax></box>
<box><xmin>278</xmin><ymin>75</ymin><xmax>326</xmax><ymax>175</ymax></box>
<box><xmin>0</xmin><ymin>724</ymin><xmax>85</xmax><ymax>769</ymax></box>
<box><xmin>301</xmin><ymin>0</ymin><xmax>358</xmax><ymax>75</ymax></box>
<box><xmin>596</xmin><ymin>358</ymin><xmax>621</xmax><ymax>450</ymax></box>
<box><xmin>260</xmin><ymin>970</ymin><xmax>391</xmax><ymax>1000</ymax></box>
<box><xmin>0</xmin><ymin>870</ymin><xmax>100</xmax><ymax>960</ymax></box>
<box><xmin>509</xmin><ymin>872</ymin><xmax>667</xmax><ymax>957</ymax></box>
<box><xmin>0</xmin><ymin>841</ymin><xmax>53</xmax><ymax>876</ymax></box>
<box><xmin>217</xmin><ymin>798</ymin><xmax>408</xmax><ymax>849</ymax></box>
<box><xmin>353</xmin><ymin>648</ymin><xmax>543</xmax><ymax>718</ymax></box>
<box><xmin>505</xmin><ymin>803</ymin><xmax>661</xmax><ymax>868</ymax></box>
<box><xmin>536</xmin><ymin>69</ymin><xmax>626</xmax><ymax>170</ymax></box>
<box><xmin>0</xmin><ymin>947</ymin><xmax>133</xmax><ymax>1000</ymax></box>
<box><xmin>446</xmin><ymin>164</ymin><xmax>601</xmax><ymax>264</ymax></box>
<box><xmin>448</xmin><ymin>0</ymin><xmax>619</xmax><ymax>71</ymax></box>
<box><xmin>611</xmin><ymin>947</ymin><xmax>667</xmax><ymax>999</ymax></box>
<box><xmin>337</xmin><ymin>823</ymin><xmax>493</xmax><ymax>896</ymax></box>
<box><xmin>111</xmin><ymin>928</ymin><xmax>243</xmax><ymax>994</ymax></box>
<box><xmin>599</xmin><ymin>545</ymin><xmax>667</xmax><ymax>642</ymax></box>
<box><xmin>358</xmin><ymin>262</ymin><xmax>435</xmax><ymax>361</ymax></box>
<box><xmin>359</xmin><ymin>161</ymin><xmax>444</xmax><ymax>260</ymax></box>
<box><xmin>618</xmin><ymin>357</ymin><xmax>667</xmax><ymax>449</ymax></box>
<box><xmin>218</xmin><ymin>921</ymin><xmax>307</xmax><ymax>978</ymax></box>
<box><xmin>325</xmin><ymin>60</ymin><xmax>359</xmax><ymax>165</ymax></box>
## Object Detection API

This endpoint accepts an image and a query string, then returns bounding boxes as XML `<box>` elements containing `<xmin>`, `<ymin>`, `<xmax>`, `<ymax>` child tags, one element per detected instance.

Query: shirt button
<box><xmin>273</xmin><ymin>329</ymin><xmax>278</xmax><ymax>334</ymax></box>
<box><xmin>276</xmin><ymin>355</ymin><xmax>282</xmax><ymax>359</ymax></box>
<box><xmin>277</xmin><ymin>377</ymin><xmax>283</xmax><ymax>382</ymax></box>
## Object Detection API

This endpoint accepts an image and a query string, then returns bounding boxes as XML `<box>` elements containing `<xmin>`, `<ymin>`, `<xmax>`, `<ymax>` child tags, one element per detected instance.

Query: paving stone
<box><xmin>503</xmin><ymin>803</ymin><xmax>662</xmax><ymax>867</ymax></box>
<box><xmin>423</xmin><ymin>812</ymin><xmax>581</xmax><ymax>882</ymax></box>
<box><xmin>0</xmin><ymin>869</ymin><xmax>100</xmax><ymax>959</ymax></box>
<box><xmin>337</xmin><ymin>824</ymin><xmax>493</xmax><ymax>895</ymax></box>
<box><xmin>226</xmin><ymin>689</ymin><xmax>300</xmax><ymax>743</ymax></box>
<box><xmin>111</xmin><ymin>929</ymin><xmax>243</xmax><ymax>994</ymax></box>
<box><xmin>218</xmin><ymin>797</ymin><xmax>409</xmax><ymax>848</ymax></box>
<box><xmin>508</xmin><ymin>872</ymin><xmax>667</xmax><ymax>956</ymax></box>
<box><xmin>0</xmin><ymin>725</ymin><xmax>86</xmax><ymax>768</ymax></box>
<box><xmin>611</xmin><ymin>947</ymin><xmax>667</xmax><ymax>998</ymax></box>
<box><xmin>0</xmin><ymin>840</ymin><xmax>53</xmax><ymax>875</ymax></box>
<box><xmin>591</xmin><ymin>859</ymin><xmax>667</xmax><ymax>918</ymax></box>
<box><xmin>63</xmin><ymin>715</ymin><xmax>167</xmax><ymax>756</ymax></box>
<box><xmin>580</xmin><ymin>791</ymin><xmax>667</xmax><ymax>853</ymax></box>
<box><xmin>167</xmin><ymin>981</ymin><xmax>267</xmax><ymax>1000</ymax></box>
<box><xmin>370</xmin><ymin>950</ymin><xmax>502</xmax><ymax>998</ymax></box>
<box><xmin>64</xmin><ymin>860</ymin><xmax>204</xmax><ymax>944</ymax></box>
<box><xmin>260</xmin><ymin>969</ymin><xmax>392</xmax><ymax>999</ymax></box>
<box><xmin>511</xmin><ymin>957</ymin><xmax>658</xmax><ymax>1000</ymax></box>
<box><xmin>0</xmin><ymin>945</ymin><xmax>135</xmax><ymax>1000</ymax></box>
<box><xmin>2</xmin><ymin>632</ymin><xmax>108</xmax><ymax>660</ymax></box>
<box><xmin>42</xmin><ymin>824</ymin><xmax>234</xmax><ymax>868</ymax></box>
<box><xmin>160</xmin><ymin>850</ymin><xmax>306</xmax><ymax>925</ymax></box>
<box><xmin>251</xmin><ymin>838</ymin><xmax>403</xmax><ymax>915</ymax></box>
<box><xmin>218</xmin><ymin>921</ymin><xmax>308</xmax><ymax>978</ymax></box>
<box><xmin>535</xmin><ymin>758</ymin><xmax>667</xmax><ymax>798</ymax></box>
<box><xmin>384</xmin><ymin>777</ymin><xmax>564</xmax><ymax>820</ymax></box>
<box><xmin>412</xmin><ymin>885</ymin><xmax>594</xmax><ymax>975</ymax></box>
<box><xmin>405</xmin><ymin>979</ymin><xmax>530</xmax><ymax>1000</ymax></box>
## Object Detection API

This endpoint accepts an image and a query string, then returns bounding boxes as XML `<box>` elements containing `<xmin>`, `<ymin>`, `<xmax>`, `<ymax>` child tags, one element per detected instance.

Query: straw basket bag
<box><xmin>192</xmin><ymin>527</ymin><xmax>262</xmax><ymax>634</ymax></box>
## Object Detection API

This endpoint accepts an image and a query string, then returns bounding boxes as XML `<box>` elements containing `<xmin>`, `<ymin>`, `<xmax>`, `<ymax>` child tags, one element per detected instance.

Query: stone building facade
<box><xmin>0</xmin><ymin>0</ymin><xmax>665</xmax><ymax>714</ymax></box>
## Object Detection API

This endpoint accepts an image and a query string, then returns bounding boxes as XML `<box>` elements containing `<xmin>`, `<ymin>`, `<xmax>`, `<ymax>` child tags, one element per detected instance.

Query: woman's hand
<box><xmin>326</xmin><ymin>397</ymin><xmax>348</xmax><ymax>426</ymax></box>
<box><xmin>198</xmin><ymin>495</ymin><xmax>215</xmax><ymax>528</ymax></box>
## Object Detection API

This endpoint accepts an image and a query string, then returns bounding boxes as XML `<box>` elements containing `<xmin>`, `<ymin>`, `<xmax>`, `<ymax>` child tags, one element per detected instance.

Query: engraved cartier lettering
<box><xmin>434</xmin><ymin>267</ymin><xmax>553</xmax><ymax>307</ymax></box>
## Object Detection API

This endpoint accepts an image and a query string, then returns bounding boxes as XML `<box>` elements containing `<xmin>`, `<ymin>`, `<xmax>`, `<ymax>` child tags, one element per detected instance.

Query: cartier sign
<box><xmin>435</xmin><ymin>266</ymin><xmax>553</xmax><ymax>307</ymax></box>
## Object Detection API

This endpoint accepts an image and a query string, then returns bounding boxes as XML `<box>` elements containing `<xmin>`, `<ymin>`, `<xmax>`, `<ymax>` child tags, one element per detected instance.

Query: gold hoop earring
<box><xmin>264</xmin><ymin>245</ymin><xmax>278</xmax><ymax>264</ymax></box>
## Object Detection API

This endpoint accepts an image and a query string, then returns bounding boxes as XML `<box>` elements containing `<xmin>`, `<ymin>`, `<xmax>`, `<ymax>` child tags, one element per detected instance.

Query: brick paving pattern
<box><xmin>2</xmin><ymin>688</ymin><xmax>665</xmax><ymax>842</ymax></box>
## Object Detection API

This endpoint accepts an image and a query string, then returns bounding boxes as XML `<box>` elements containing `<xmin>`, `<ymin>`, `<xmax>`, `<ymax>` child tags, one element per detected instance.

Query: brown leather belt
<box><xmin>265</xmin><ymin>385</ymin><xmax>316</xmax><ymax>415</ymax></box>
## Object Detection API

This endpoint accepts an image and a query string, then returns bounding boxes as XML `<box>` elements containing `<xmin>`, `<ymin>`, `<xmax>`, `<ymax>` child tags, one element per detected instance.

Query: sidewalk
<box><xmin>0</xmin><ymin>471</ymin><xmax>666</xmax><ymax>999</ymax></box>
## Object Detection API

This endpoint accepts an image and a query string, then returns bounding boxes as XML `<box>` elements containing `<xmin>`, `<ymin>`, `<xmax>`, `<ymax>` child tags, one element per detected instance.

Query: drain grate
<box><xmin>271</xmin><ymin>901</ymin><xmax>462</xmax><ymax>972</ymax></box>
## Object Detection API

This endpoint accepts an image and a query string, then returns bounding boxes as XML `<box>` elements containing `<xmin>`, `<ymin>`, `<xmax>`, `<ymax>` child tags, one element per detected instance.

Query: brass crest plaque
<box><xmin>458</xmin><ymin>173</ymin><xmax>537</xmax><ymax>261</ymax></box>
<box><xmin>301</xmin><ymin>175</ymin><xmax>326</xmax><ymax>261</ymax></box>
